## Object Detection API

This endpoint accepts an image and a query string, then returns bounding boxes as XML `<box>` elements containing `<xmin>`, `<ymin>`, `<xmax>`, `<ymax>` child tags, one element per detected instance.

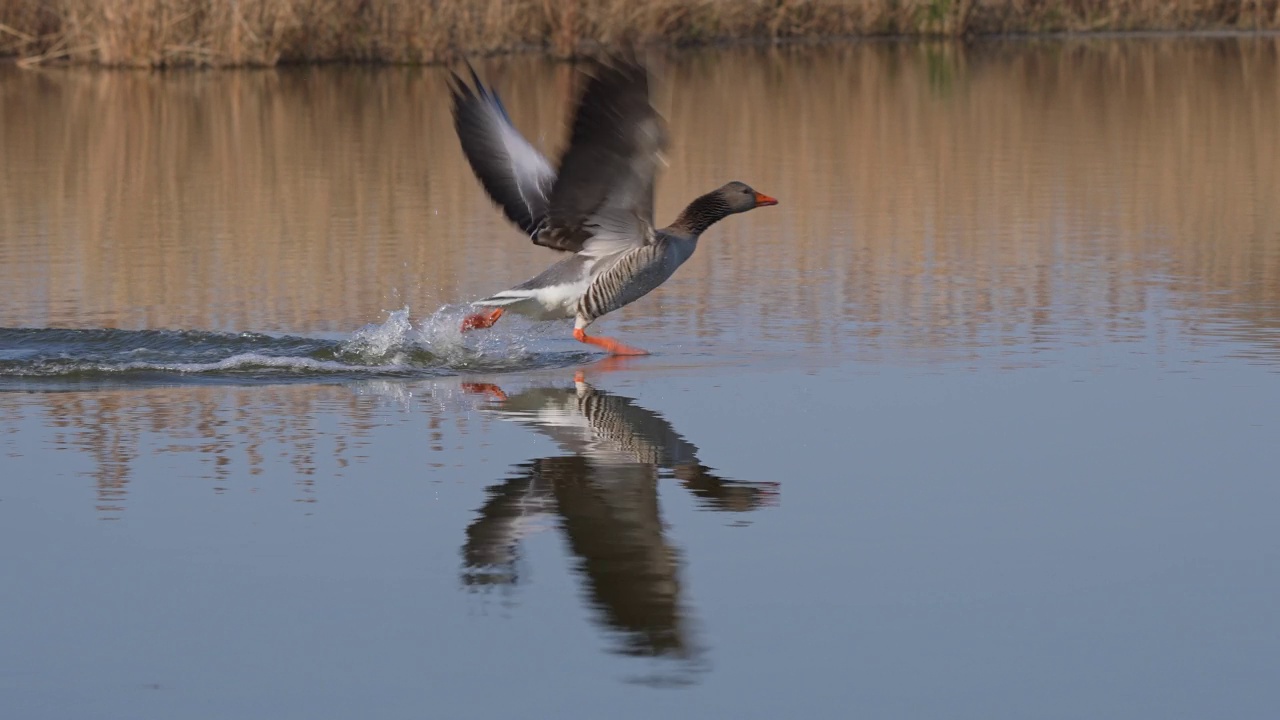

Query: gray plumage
<box><xmin>452</xmin><ymin>54</ymin><xmax>778</xmax><ymax>352</ymax></box>
<box><xmin>448</xmin><ymin>62</ymin><xmax>556</xmax><ymax>239</ymax></box>
<box><xmin>576</xmin><ymin>237</ymin><xmax>692</xmax><ymax>325</ymax></box>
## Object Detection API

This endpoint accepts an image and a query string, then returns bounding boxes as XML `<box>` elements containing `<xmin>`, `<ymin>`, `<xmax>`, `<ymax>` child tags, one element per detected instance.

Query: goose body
<box><xmin>450</xmin><ymin>56</ymin><xmax>776</xmax><ymax>355</ymax></box>
<box><xmin>473</xmin><ymin>233</ymin><xmax>697</xmax><ymax>325</ymax></box>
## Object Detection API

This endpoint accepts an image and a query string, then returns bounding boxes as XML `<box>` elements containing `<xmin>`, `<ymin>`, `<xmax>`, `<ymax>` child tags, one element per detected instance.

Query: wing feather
<box><xmin>449</xmin><ymin>63</ymin><xmax>558</xmax><ymax>239</ymax></box>
<box><xmin>536</xmin><ymin>56</ymin><xmax>667</xmax><ymax>257</ymax></box>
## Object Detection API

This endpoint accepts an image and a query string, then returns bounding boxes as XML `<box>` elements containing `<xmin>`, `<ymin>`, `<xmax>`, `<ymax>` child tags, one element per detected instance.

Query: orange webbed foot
<box><xmin>573</xmin><ymin>328</ymin><xmax>649</xmax><ymax>356</ymax></box>
<box><xmin>461</xmin><ymin>308</ymin><xmax>504</xmax><ymax>332</ymax></box>
<box><xmin>461</xmin><ymin>382</ymin><xmax>508</xmax><ymax>401</ymax></box>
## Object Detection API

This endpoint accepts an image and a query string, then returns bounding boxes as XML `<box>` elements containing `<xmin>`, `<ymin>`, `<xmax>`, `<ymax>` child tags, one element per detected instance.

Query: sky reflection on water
<box><xmin>1</xmin><ymin>35</ymin><xmax>1279</xmax><ymax>720</ymax></box>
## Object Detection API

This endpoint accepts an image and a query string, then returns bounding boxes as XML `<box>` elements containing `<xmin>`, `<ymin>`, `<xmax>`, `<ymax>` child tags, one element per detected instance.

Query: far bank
<box><xmin>2</xmin><ymin>0</ymin><xmax>1279</xmax><ymax>68</ymax></box>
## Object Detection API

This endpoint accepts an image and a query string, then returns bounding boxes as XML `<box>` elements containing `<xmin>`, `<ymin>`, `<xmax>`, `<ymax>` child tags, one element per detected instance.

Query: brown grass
<box><xmin>2</xmin><ymin>0</ymin><xmax>1278</xmax><ymax>67</ymax></box>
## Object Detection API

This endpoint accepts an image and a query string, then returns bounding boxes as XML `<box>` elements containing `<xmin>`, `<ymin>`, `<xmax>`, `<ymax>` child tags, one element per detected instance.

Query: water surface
<box><xmin>2</xmin><ymin>37</ymin><xmax>1279</xmax><ymax>719</ymax></box>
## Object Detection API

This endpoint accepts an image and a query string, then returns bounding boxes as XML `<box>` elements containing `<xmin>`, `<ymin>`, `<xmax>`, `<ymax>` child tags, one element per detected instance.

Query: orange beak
<box><xmin>754</xmin><ymin>192</ymin><xmax>779</xmax><ymax>207</ymax></box>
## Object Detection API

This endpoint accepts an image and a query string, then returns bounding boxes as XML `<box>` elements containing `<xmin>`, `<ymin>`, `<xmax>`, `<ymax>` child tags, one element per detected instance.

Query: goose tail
<box><xmin>472</xmin><ymin>292</ymin><xmax>531</xmax><ymax>308</ymax></box>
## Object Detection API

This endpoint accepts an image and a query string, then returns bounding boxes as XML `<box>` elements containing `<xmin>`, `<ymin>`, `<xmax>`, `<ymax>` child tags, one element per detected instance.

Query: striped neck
<box><xmin>671</xmin><ymin>191</ymin><xmax>732</xmax><ymax>237</ymax></box>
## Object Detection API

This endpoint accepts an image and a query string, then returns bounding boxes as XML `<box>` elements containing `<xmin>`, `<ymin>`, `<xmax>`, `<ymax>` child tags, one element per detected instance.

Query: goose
<box><xmin>449</xmin><ymin>56</ymin><xmax>778</xmax><ymax>356</ymax></box>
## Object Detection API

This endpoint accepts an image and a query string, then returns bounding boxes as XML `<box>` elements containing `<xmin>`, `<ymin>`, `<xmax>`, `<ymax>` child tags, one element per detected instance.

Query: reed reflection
<box><xmin>3</xmin><ymin>39</ymin><xmax>1277</xmax><ymax>365</ymax></box>
<box><xmin>0</xmin><ymin>382</ymin><xmax>464</xmax><ymax>518</ymax></box>
<box><xmin>459</xmin><ymin>371</ymin><xmax>778</xmax><ymax>667</ymax></box>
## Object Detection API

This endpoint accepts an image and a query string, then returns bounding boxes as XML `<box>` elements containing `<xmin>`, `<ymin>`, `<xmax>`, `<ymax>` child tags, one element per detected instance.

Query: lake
<box><xmin>2</xmin><ymin>37</ymin><xmax>1279</xmax><ymax>719</ymax></box>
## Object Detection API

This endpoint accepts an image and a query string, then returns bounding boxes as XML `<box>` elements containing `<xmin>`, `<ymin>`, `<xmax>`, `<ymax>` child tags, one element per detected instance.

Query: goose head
<box><xmin>671</xmin><ymin>181</ymin><xmax>778</xmax><ymax>237</ymax></box>
<box><xmin>718</xmin><ymin>181</ymin><xmax>779</xmax><ymax>213</ymax></box>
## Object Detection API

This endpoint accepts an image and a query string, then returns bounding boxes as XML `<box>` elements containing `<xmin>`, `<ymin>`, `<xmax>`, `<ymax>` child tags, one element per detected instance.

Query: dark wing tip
<box><xmin>449</xmin><ymin>59</ymin><xmax>514</xmax><ymax>124</ymax></box>
<box><xmin>464</xmin><ymin>58</ymin><xmax>485</xmax><ymax>94</ymax></box>
<box><xmin>447</xmin><ymin>57</ymin><xmax>495</xmax><ymax>99</ymax></box>
<box><xmin>583</xmin><ymin>50</ymin><xmax>648</xmax><ymax>89</ymax></box>
<box><xmin>447</xmin><ymin>64</ymin><xmax>476</xmax><ymax>110</ymax></box>
<box><xmin>447</xmin><ymin>58</ymin><xmax>555</xmax><ymax>239</ymax></box>
<box><xmin>561</xmin><ymin>52</ymin><xmax>657</xmax><ymax>154</ymax></box>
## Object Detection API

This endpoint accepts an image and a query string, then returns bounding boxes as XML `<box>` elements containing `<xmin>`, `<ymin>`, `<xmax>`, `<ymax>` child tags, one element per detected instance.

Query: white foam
<box><xmin>341</xmin><ymin>305</ymin><xmax>493</xmax><ymax>364</ymax></box>
<box><xmin>344</xmin><ymin>307</ymin><xmax>415</xmax><ymax>357</ymax></box>
<box><xmin>342</xmin><ymin>304</ymin><xmax>556</xmax><ymax>368</ymax></box>
<box><xmin>412</xmin><ymin>306</ymin><xmax>472</xmax><ymax>359</ymax></box>
<box><xmin>116</xmin><ymin>353</ymin><xmax>395</xmax><ymax>374</ymax></box>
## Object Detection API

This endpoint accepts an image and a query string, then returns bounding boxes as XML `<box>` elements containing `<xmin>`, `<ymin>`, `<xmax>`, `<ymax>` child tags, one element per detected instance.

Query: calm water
<box><xmin>2</xmin><ymin>37</ymin><xmax>1279</xmax><ymax>719</ymax></box>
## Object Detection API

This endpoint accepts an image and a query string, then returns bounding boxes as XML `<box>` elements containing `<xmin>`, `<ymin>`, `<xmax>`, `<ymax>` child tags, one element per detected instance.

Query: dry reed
<box><xmin>2</xmin><ymin>0</ymin><xmax>1278</xmax><ymax>67</ymax></box>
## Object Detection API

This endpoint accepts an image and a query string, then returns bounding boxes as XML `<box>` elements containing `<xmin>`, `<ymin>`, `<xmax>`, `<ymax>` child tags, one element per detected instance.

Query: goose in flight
<box><xmin>449</xmin><ymin>56</ymin><xmax>777</xmax><ymax>355</ymax></box>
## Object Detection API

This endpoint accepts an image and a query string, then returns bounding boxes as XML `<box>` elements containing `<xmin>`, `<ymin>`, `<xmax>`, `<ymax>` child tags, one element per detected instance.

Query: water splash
<box><xmin>0</xmin><ymin>308</ymin><xmax>596</xmax><ymax>385</ymax></box>
<box><xmin>342</xmin><ymin>307</ymin><xmax>417</xmax><ymax>360</ymax></box>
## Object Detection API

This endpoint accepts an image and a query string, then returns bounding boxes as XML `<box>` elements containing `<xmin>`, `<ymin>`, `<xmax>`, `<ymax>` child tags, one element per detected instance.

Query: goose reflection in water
<box><xmin>459</xmin><ymin>370</ymin><xmax>778</xmax><ymax>666</ymax></box>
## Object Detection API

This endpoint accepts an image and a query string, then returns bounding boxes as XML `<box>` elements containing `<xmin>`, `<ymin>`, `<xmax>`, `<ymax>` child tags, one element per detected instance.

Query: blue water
<box><xmin>3</xmin><ymin>38</ymin><xmax>1280</xmax><ymax>720</ymax></box>
<box><xmin>0</xmin><ymin>310</ymin><xmax>601</xmax><ymax>385</ymax></box>
<box><xmin>3</xmin><ymin>346</ymin><xmax>1277</xmax><ymax>719</ymax></box>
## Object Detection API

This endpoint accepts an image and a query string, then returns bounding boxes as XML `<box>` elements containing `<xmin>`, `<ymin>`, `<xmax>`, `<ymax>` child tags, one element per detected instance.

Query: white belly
<box><xmin>475</xmin><ymin>279</ymin><xmax>589</xmax><ymax>321</ymax></box>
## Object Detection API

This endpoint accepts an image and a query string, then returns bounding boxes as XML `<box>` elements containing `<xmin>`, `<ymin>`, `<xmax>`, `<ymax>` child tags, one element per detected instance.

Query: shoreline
<box><xmin>4</xmin><ymin>31</ymin><xmax>1279</xmax><ymax>71</ymax></box>
<box><xmin>4</xmin><ymin>0</ymin><xmax>1278</xmax><ymax>68</ymax></box>
<box><xmin>4</xmin><ymin>24</ymin><xmax>1279</xmax><ymax>70</ymax></box>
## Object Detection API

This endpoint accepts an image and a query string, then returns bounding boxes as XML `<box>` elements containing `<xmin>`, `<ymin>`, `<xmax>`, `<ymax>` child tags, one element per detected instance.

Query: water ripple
<box><xmin>0</xmin><ymin>309</ymin><xmax>595</xmax><ymax>386</ymax></box>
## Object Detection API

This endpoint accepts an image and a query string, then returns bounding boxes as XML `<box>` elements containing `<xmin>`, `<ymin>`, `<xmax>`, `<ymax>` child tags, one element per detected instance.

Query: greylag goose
<box><xmin>449</xmin><ymin>56</ymin><xmax>777</xmax><ymax>355</ymax></box>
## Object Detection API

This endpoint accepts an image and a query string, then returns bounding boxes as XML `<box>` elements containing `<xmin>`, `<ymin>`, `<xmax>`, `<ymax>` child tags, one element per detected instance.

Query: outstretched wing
<box><xmin>536</xmin><ymin>56</ymin><xmax>668</xmax><ymax>257</ymax></box>
<box><xmin>449</xmin><ymin>63</ymin><xmax>557</xmax><ymax>238</ymax></box>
